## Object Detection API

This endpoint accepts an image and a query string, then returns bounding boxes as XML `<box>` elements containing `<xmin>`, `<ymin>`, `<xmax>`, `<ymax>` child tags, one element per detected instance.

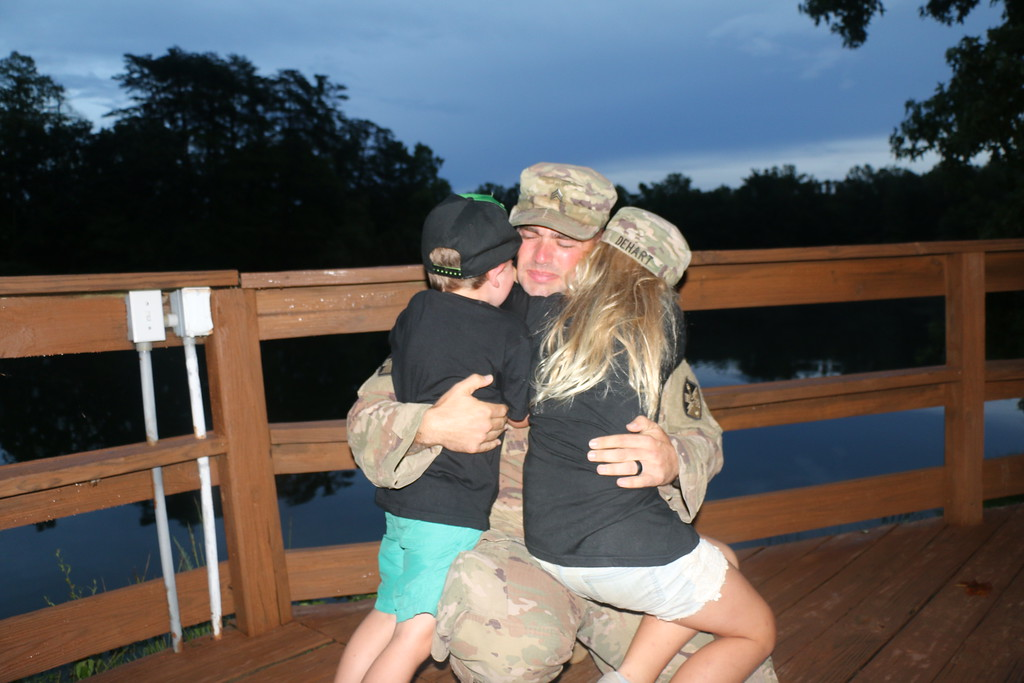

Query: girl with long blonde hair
<box><xmin>524</xmin><ymin>208</ymin><xmax>775</xmax><ymax>683</ymax></box>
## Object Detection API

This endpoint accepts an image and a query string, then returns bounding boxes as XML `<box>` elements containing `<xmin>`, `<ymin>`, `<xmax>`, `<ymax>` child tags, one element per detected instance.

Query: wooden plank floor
<box><xmin>88</xmin><ymin>502</ymin><xmax>1024</xmax><ymax>683</ymax></box>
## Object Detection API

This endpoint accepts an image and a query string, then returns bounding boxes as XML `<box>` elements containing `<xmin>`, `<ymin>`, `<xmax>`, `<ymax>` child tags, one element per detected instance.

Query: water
<box><xmin>700</xmin><ymin>362</ymin><xmax>950</xmax><ymax>498</ymax></box>
<box><xmin>0</xmin><ymin>479</ymin><xmax>385</xmax><ymax>620</ymax></box>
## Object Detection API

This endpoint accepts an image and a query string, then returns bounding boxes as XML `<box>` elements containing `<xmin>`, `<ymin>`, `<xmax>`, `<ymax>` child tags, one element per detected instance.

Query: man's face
<box><xmin>515</xmin><ymin>225</ymin><xmax>599</xmax><ymax>296</ymax></box>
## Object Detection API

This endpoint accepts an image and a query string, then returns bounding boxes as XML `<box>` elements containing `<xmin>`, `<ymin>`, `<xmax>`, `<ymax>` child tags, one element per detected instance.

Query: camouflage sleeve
<box><xmin>345</xmin><ymin>358</ymin><xmax>442</xmax><ymax>489</ymax></box>
<box><xmin>656</xmin><ymin>359</ymin><xmax>724</xmax><ymax>522</ymax></box>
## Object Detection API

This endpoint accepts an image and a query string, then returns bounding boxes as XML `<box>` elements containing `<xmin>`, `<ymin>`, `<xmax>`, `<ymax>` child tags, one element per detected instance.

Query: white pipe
<box><xmin>182</xmin><ymin>336</ymin><xmax>223</xmax><ymax>638</ymax></box>
<box><xmin>137</xmin><ymin>342</ymin><xmax>183</xmax><ymax>653</ymax></box>
<box><xmin>196</xmin><ymin>456</ymin><xmax>222</xmax><ymax>638</ymax></box>
<box><xmin>138</xmin><ymin>343</ymin><xmax>159</xmax><ymax>445</ymax></box>
<box><xmin>151</xmin><ymin>466</ymin><xmax>183</xmax><ymax>653</ymax></box>
<box><xmin>182</xmin><ymin>337</ymin><xmax>207</xmax><ymax>440</ymax></box>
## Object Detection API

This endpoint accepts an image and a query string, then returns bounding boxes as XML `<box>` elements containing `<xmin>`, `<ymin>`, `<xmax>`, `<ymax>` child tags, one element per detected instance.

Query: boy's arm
<box><xmin>346</xmin><ymin>360</ymin><xmax>508</xmax><ymax>489</ymax></box>
<box><xmin>500</xmin><ymin>322</ymin><xmax>532</xmax><ymax>431</ymax></box>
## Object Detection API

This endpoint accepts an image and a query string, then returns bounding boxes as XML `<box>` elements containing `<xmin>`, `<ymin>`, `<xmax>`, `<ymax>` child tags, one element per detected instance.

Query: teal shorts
<box><xmin>375</xmin><ymin>512</ymin><xmax>482</xmax><ymax>622</ymax></box>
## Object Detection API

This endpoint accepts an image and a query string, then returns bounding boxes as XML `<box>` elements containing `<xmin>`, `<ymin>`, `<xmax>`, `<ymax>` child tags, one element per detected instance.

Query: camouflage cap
<box><xmin>508</xmin><ymin>162</ymin><xmax>617</xmax><ymax>240</ymax></box>
<box><xmin>601</xmin><ymin>207</ymin><xmax>691</xmax><ymax>286</ymax></box>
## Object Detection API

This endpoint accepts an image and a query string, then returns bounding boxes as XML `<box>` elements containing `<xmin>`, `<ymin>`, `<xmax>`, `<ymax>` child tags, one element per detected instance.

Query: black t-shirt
<box><xmin>376</xmin><ymin>289</ymin><xmax>531</xmax><ymax>531</ymax></box>
<box><xmin>523</xmin><ymin>295</ymin><xmax>699</xmax><ymax>566</ymax></box>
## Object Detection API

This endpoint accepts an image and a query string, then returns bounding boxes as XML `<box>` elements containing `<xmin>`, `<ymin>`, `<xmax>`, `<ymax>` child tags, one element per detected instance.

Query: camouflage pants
<box><xmin>432</xmin><ymin>529</ymin><xmax>778</xmax><ymax>683</ymax></box>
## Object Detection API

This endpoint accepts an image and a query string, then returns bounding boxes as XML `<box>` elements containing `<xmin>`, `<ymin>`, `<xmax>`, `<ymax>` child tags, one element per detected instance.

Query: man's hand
<box><xmin>588</xmin><ymin>415</ymin><xmax>679</xmax><ymax>488</ymax></box>
<box><xmin>415</xmin><ymin>374</ymin><xmax>507</xmax><ymax>453</ymax></box>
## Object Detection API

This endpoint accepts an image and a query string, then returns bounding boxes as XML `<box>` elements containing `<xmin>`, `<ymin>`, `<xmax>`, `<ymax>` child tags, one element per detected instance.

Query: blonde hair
<box><xmin>426</xmin><ymin>247</ymin><xmax>488</xmax><ymax>292</ymax></box>
<box><xmin>532</xmin><ymin>242</ymin><xmax>680</xmax><ymax>418</ymax></box>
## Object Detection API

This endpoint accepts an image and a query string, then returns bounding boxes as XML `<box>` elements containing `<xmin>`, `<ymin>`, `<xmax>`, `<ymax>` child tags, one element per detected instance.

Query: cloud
<box><xmin>709</xmin><ymin>9</ymin><xmax>848</xmax><ymax>80</ymax></box>
<box><xmin>0</xmin><ymin>0</ymin><xmax>982</xmax><ymax>195</ymax></box>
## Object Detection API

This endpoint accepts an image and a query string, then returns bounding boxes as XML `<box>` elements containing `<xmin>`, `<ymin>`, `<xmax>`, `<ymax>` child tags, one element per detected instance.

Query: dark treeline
<box><xmin>2</xmin><ymin>48</ymin><xmax>1023</xmax><ymax>278</ymax></box>
<box><xmin>624</xmin><ymin>164</ymin><xmax>1022</xmax><ymax>250</ymax></box>
<box><xmin>483</xmin><ymin>163</ymin><xmax>1023</xmax><ymax>250</ymax></box>
<box><xmin>1</xmin><ymin>48</ymin><xmax>451</xmax><ymax>275</ymax></box>
<box><xmin>479</xmin><ymin>161</ymin><xmax>1023</xmax><ymax>251</ymax></box>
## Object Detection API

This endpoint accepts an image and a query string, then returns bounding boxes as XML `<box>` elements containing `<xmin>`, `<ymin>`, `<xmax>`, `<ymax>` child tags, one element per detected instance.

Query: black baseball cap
<box><xmin>422</xmin><ymin>194</ymin><xmax>522</xmax><ymax>279</ymax></box>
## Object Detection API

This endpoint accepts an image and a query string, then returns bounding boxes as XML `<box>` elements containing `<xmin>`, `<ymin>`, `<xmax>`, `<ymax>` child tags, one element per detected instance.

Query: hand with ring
<box><xmin>587</xmin><ymin>415</ymin><xmax>679</xmax><ymax>488</ymax></box>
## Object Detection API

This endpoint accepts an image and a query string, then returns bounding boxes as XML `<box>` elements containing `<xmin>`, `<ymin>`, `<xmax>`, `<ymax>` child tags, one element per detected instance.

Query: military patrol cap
<box><xmin>601</xmin><ymin>207</ymin><xmax>691</xmax><ymax>287</ymax></box>
<box><xmin>509</xmin><ymin>162</ymin><xmax>617</xmax><ymax>240</ymax></box>
<box><xmin>422</xmin><ymin>194</ymin><xmax>522</xmax><ymax>279</ymax></box>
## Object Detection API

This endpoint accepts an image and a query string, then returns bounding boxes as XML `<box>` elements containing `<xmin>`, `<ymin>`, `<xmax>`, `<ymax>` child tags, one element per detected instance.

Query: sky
<box><xmin>1</xmin><ymin>1</ymin><xmax>1003</xmax><ymax>193</ymax></box>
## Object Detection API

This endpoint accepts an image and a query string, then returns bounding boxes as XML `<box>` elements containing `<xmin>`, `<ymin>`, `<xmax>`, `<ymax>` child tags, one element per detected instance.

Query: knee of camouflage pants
<box><xmin>433</xmin><ymin>531</ymin><xmax>582</xmax><ymax>683</ymax></box>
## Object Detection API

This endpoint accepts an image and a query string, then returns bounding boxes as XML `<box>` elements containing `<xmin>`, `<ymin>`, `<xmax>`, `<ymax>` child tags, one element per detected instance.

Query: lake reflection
<box><xmin>697</xmin><ymin>362</ymin><xmax>1022</xmax><ymax>498</ymax></box>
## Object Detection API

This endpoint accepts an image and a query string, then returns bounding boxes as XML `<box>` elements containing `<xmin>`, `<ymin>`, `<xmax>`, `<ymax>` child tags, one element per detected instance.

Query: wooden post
<box><xmin>205</xmin><ymin>288</ymin><xmax>291</xmax><ymax>634</ymax></box>
<box><xmin>943</xmin><ymin>251</ymin><xmax>986</xmax><ymax>525</ymax></box>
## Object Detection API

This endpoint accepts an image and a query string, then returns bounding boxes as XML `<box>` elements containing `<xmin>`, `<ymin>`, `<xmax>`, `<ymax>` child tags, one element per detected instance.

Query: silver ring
<box><xmin>634</xmin><ymin>460</ymin><xmax>643</xmax><ymax>476</ymax></box>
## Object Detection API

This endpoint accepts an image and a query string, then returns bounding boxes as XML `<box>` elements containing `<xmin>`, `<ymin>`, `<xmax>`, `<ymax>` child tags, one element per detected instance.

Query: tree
<box><xmin>0</xmin><ymin>52</ymin><xmax>92</xmax><ymax>273</ymax></box>
<box><xmin>799</xmin><ymin>1</ymin><xmax>1023</xmax><ymax>169</ymax></box>
<box><xmin>88</xmin><ymin>47</ymin><xmax>450</xmax><ymax>272</ymax></box>
<box><xmin>111</xmin><ymin>47</ymin><xmax>275</xmax><ymax>163</ymax></box>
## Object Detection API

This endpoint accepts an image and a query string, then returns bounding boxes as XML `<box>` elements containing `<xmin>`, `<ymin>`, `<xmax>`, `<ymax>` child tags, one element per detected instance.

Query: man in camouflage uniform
<box><xmin>347</xmin><ymin>162</ymin><xmax>778</xmax><ymax>682</ymax></box>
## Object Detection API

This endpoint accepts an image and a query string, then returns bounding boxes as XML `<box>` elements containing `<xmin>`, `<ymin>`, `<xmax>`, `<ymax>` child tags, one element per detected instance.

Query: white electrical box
<box><xmin>170</xmin><ymin>287</ymin><xmax>214</xmax><ymax>337</ymax></box>
<box><xmin>125</xmin><ymin>290</ymin><xmax>167</xmax><ymax>343</ymax></box>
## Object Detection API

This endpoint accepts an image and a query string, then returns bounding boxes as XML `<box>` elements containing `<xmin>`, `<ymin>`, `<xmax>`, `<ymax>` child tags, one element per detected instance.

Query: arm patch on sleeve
<box><xmin>683</xmin><ymin>379</ymin><xmax>703</xmax><ymax>420</ymax></box>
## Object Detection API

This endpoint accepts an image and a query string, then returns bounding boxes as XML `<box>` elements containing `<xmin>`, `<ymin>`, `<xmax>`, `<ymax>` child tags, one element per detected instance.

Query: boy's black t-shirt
<box><xmin>523</xmin><ymin>294</ymin><xmax>700</xmax><ymax>567</ymax></box>
<box><xmin>376</xmin><ymin>288</ymin><xmax>531</xmax><ymax>531</ymax></box>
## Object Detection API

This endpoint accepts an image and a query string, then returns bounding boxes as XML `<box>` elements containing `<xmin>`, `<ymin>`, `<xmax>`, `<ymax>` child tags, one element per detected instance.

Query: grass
<box><xmin>21</xmin><ymin>520</ymin><xmax>222</xmax><ymax>682</ymax></box>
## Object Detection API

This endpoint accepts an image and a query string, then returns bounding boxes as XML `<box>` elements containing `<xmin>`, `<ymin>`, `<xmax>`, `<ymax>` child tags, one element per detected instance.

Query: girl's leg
<box><xmin>333</xmin><ymin>608</ymin><xmax>398</xmax><ymax>683</ymax></box>
<box><xmin>669</xmin><ymin>565</ymin><xmax>776</xmax><ymax>683</ymax></box>
<box><xmin>361</xmin><ymin>612</ymin><xmax>437</xmax><ymax>683</ymax></box>
<box><xmin>605</xmin><ymin>540</ymin><xmax>740</xmax><ymax>683</ymax></box>
<box><xmin>615</xmin><ymin>615</ymin><xmax>699</xmax><ymax>683</ymax></box>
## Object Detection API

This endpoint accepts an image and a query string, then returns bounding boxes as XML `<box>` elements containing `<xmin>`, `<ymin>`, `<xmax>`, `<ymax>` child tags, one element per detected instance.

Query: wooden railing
<box><xmin>1</xmin><ymin>240</ymin><xmax>1023</xmax><ymax>681</ymax></box>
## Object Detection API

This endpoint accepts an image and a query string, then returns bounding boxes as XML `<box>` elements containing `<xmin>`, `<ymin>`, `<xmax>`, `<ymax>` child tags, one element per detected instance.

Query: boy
<box><xmin>334</xmin><ymin>194</ymin><xmax>531</xmax><ymax>683</ymax></box>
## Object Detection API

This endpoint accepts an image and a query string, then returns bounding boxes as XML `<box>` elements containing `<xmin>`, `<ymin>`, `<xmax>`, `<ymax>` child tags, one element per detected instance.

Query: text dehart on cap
<box><xmin>611</xmin><ymin>235</ymin><xmax>655</xmax><ymax>267</ymax></box>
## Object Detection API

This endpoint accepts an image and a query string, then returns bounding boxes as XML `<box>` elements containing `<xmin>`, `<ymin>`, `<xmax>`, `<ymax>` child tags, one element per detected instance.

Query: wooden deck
<box><xmin>5</xmin><ymin>245</ymin><xmax>1022</xmax><ymax>682</ymax></box>
<box><xmin>85</xmin><ymin>501</ymin><xmax>1024</xmax><ymax>683</ymax></box>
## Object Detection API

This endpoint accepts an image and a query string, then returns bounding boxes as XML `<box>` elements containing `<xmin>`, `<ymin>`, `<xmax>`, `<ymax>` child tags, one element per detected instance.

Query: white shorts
<box><xmin>536</xmin><ymin>537</ymin><xmax>728</xmax><ymax>621</ymax></box>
